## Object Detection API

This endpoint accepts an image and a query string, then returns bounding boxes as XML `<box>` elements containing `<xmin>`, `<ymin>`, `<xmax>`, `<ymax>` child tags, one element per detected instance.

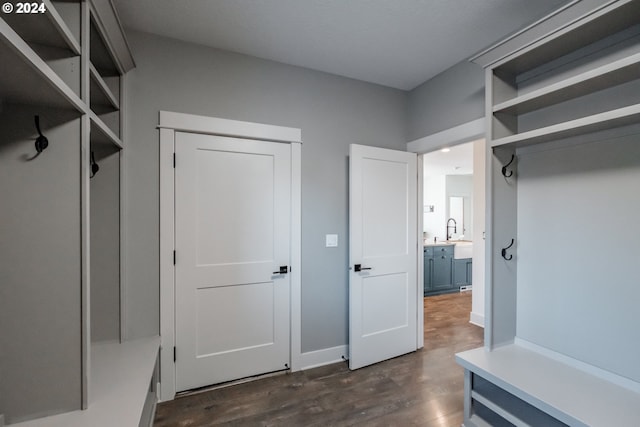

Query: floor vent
<box><xmin>459</xmin><ymin>285</ymin><xmax>472</xmax><ymax>292</ymax></box>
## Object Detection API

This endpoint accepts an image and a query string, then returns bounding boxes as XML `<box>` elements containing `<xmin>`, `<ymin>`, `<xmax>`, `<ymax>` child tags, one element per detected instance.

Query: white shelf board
<box><xmin>491</xmin><ymin>0</ymin><xmax>640</xmax><ymax>74</ymax></box>
<box><xmin>1</xmin><ymin>0</ymin><xmax>80</xmax><ymax>55</ymax></box>
<box><xmin>456</xmin><ymin>344</ymin><xmax>640</xmax><ymax>427</ymax></box>
<box><xmin>89</xmin><ymin>16</ymin><xmax>119</xmax><ymax>77</ymax></box>
<box><xmin>13</xmin><ymin>337</ymin><xmax>160</xmax><ymax>427</ymax></box>
<box><xmin>90</xmin><ymin>111</ymin><xmax>122</xmax><ymax>150</ymax></box>
<box><xmin>493</xmin><ymin>51</ymin><xmax>640</xmax><ymax>115</ymax></box>
<box><xmin>0</xmin><ymin>19</ymin><xmax>84</xmax><ymax>111</ymax></box>
<box><xmin>89</xmin><ymin>63</ymin><xmax>119</xmax><ymax>113</ymax></box>
<box><xmin>491</xmin><ymin>103</ymin><xmax>640</xmax><ymax>147</ymax></box>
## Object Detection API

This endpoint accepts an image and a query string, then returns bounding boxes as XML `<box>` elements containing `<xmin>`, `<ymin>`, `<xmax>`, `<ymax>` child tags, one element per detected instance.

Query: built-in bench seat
<box><xmin>456</xmin><ymin>344</ymin><xmax>640</xmax><ymax>427</ymax></box>
<box><xmin>13</xmin><ymin>337</ymin><xmax>160</xmax><ymax>427</ymax></box>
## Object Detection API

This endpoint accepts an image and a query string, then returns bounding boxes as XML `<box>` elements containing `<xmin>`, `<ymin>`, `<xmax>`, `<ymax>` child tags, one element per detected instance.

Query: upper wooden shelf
<box><xmin>1</xmin><ymin>0</ymin><xmax>80</xmax><ymax>55</ymax></box>
<box><xmin>493</xmin><ymin>51</ymin><xmax>640</xmax><ymax>115</ymax></box>
<box><xmin>492</xmin><ymin>0</ymin><xmax>640</xmax><ymax>75</ymax></box>
<box><xmin>90</xmin><ymin>17</ymin><xmax>119</xmax><ymax>77</ymax></box>
<box><xmin>0</xmin><ymin>18</ymin><xmax>84</xmax><ymax>111</ymax></box>
<box><xmin>491</xmin><ymin>103</ymin><xmax>640</xmax><ymax>147</ymax></box>
<box><xmin>89</xmin><ymin>63</ymin><xmax>119</xmax><ymax>113</ymax></box>
<box><xmin>90</xmin><ymin>111</ymin><xmax>122</xmax><ymax>150</ymax></box>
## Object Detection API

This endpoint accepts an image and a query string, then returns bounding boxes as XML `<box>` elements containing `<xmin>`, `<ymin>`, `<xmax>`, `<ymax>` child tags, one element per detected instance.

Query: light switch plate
<box><xmin>326</xmin><ymin>234</ymin><xmax>338</xmax><ymax>247</ymax></box>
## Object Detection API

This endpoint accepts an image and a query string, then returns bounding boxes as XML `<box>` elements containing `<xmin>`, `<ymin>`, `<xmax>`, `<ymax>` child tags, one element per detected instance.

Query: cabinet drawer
<box><xmin>424</xmin><ymin>247</ymin><xmax>434</xmax><ymax>256</ymax></box>
<box><xmin>434</xmin><ymin>245</ymin><xmax>454</xmax><ymax>256</ymax></box>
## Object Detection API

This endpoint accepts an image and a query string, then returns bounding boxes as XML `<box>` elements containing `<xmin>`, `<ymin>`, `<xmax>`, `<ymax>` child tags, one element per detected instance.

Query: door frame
<box><xmin>158</xmin><ymin>111</ymin><xmax>302</xmax><ymax>402</ymax></box>
<box><xmin>407</xmin><ymin>118</ymin><xmax>486</xmax><ymax>330</ymax></box>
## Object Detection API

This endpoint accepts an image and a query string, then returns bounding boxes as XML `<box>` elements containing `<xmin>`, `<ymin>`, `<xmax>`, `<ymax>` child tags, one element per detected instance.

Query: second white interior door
<box><xmin>349</xmin><ymin>144</ymin><xmax>418</xmax><ymax>370</ymax></box>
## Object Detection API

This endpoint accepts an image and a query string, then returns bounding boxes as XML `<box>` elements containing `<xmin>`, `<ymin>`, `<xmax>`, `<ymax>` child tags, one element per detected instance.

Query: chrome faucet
<box><xmin>446</xmin><ymin>218</ymin><xmax>457</xmax><ymax>241</ymax></box>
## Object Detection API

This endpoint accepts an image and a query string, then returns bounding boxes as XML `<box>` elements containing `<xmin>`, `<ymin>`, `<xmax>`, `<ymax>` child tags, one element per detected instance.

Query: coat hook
<box><xmin>501</xmin><ymin>154</ymin><xmax>515</xmax><ymax>178</ymax></box>
<box><xmin>90</xmin><ymin>151</ymin><xmax>100</xmax><ymax>178</ymax></box>
<box><xmin>34</xmin><ymin>115</ymin><xmax>48</xmax><ymax>153</ymax></box>
<box><xmin>501</xmin><ymin>239</ymin><xmax>514</xmax><ymax>261</ymax></box>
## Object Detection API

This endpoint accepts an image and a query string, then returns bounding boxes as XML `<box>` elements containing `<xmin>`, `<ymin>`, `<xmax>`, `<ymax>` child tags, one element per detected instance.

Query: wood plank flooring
<box><xmin>154</xmin><ymin>292</ymin><xmax>483</xmax><ymax>426</ymax></box>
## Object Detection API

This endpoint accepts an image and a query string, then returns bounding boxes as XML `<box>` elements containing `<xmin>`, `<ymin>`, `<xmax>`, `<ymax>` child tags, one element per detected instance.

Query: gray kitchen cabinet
<box><xmin>424</xmin><ymin>245</ymin><xmax>455</xmax><ymax>296</ymax></box>
<box><xmin>453</xmin><ymin>258</ymin><xmax>472</xmax><ymax>286</ymax></box>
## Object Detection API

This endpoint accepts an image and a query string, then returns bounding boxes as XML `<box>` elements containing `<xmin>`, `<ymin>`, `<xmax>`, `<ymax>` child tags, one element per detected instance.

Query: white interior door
<box><xmin>349</xmin><ymin>144</ymin><xmax>418</xmax><ymax>369</ymax></box>
<box><xmin>175</xmin><ymin>132</ymin><xmax>291</xmax><ymax>391</ymax></box>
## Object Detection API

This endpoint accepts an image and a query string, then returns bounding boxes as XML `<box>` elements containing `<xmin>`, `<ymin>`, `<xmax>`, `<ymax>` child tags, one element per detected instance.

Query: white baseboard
<box><xmin>469</xmin><ymin>312</ymin><xmax>485</xmax><ymax>327</ymax></box>
<box><xmin>514</xmin><ymin>338</ymin><xmax>640</xmax><ymax>393</ymax></box>
<box><xmin>300</xmin><ymin>345</ymin><xmax>348</xmax><ymax>370</ymax></box>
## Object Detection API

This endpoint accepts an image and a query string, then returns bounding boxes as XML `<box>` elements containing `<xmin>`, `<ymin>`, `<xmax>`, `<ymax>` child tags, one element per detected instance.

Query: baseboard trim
<box><xmin>469</xmin><ymin>312</ymin><xmax>485</xmax><ymax>328</ymax></box>
<box><xmin>300</xmin><ymin>345</ymin><xmax>348</xmax><ymax>370</ymax></box>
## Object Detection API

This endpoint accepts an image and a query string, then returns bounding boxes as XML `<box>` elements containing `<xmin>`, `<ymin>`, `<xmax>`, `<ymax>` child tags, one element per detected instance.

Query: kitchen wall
<box><xmin>122</xmin><ymin>31</ymin><xmax>407</xmax><ymax>353</ymax></box>
<box><xmin>423</xmin><ymin>174</ymin><xmax>473</xmax><ymax>241</ymax></box>
<box><xmin>423</xmin><ymin>175</ymin><xmax>446</xmax><ymax>241</ymax></box>
<box><xmin>446</xmin><ymin>174</ymin><xmax>473</xmax><ymax>238</ymax></box>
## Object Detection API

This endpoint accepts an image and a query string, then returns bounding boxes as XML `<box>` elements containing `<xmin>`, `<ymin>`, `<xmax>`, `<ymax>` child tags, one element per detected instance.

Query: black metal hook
<box><xmin>90</xmin><ymin>151</ymin><xmax>100</xmax><ymax>178</ymax></box>
<box><xmin>34</xmin><ymin>115</ymin><xmax>49</xmax><ymax>153</ymax></box>
<box><xmin>501</xmin><ymin>154</ymin><xmax>515</xmax><ymax>178</ymax></box>
<box><xmin>501</xmin><ymin>239</ymin><xmax>514</xmax><ymax>261</ymax></box>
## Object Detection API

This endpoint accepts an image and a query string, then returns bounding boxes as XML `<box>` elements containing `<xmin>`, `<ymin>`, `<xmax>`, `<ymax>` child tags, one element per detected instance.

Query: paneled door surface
<box><xmin>349</xmin><ymin>144</ymin><xmax>418</xmax><ymax>369</ymax></box>
<box><xmin>175</xmin><ymin>132</ymin><xmax>291</xmax><ymax>391</ymax></box>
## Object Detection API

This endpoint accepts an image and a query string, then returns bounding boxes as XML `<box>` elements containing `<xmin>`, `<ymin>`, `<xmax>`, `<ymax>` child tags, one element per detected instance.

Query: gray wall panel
<box><xmin>0</xmin><ymin>107</ymin><xmax>82</xmax><ymax>422</ymax></box>
<box><xmin>90</xmin><ymin>151</ymin><xmax>120</xmax><ymax>343</ymax></box>
<box><xmin>123</xmin><ymin>31</ymin><xmax>407</xmax><ymax>352</ymax></box>
<box><xmin>517</xmin><ymin>129</ymin><xmax>640</xmax><ymax>381</ymax></box>
<box><xmin>407</xmin><ymin>60</ymin><xmax>484</xmax><ymax>141</ymax></box>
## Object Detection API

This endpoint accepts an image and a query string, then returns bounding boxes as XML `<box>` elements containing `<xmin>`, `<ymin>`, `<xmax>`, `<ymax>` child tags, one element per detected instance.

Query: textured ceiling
<box><xmin>113</xmin><ymin>0</ymin><xmax>569</xmax><ymax>90</ymax></box>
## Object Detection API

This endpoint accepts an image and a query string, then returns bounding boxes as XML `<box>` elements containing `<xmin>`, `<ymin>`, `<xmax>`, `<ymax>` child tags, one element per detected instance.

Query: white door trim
<box><xmin>158</xmin><ymin>111</ymin><xmax>302</xmax><ymax>402</ymax></box>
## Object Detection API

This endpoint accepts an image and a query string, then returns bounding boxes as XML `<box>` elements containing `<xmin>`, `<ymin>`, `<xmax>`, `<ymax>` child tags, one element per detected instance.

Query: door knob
<box><xmin>354</xmin><ymin>264</ymin><xmax>372</xmax><ymax>272</ymax></box>
<box><xmin>273</xmin><ymin>266</ymin><xmax>289</xmax><ymax>274</ymax></box>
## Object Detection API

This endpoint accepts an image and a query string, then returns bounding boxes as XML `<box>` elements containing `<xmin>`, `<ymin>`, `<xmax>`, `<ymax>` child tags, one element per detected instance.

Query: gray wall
<box><xmin>406</xmin><ymin>60</ymin><xmax>484</xmax><ymax>141</ymax></box>
<box><xmin>90</xmin><ymin>151</ymin><xmax>121</xmax><ymax>343</ymax></box>
<box><xmin>517</xmin><ymin>127</ymin><xmax>640</xmax><ymax>382</ymax></box>
<box><xmin>0</xmin><ymin>107</ymin><xmax>82</xmax><ymax>422</ymax></box>
<box><xmin>123</xmin><ymin>31</ymin><xmax>407</xmax><ymax>352</ymax></box>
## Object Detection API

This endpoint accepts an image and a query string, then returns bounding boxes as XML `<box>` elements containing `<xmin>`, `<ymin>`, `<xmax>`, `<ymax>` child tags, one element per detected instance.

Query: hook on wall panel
<box><xmin>34</xmin><ymin>115</ymin><xmax>48</xmax><ymax>153</ymax></box>
<box><xmin>501</xmin><ymin>154</ymin><xmax>515</xmax><ymax>178</ymax></box>
<box><xmin>90</xmin><ymin>151</ymin><xmax>100</xmax><ymax>178</ymax></box>
<box><xmin>501</xmin><ymin>239</ymin><xmax>514</xmax><ymax>261</ymax></box>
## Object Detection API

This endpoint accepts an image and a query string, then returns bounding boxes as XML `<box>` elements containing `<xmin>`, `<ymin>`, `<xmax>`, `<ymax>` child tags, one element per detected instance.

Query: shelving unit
<box><xmin>0</xmin><ymin>19</ymin><xmax>83</xmax><ymax>111</ymax></box>
<box><xmin>0</xmin><ymin>1</ymin><xmax>156</xmax><ymax>425</ymax></box>
<box><xmin>458</xmin><ymin>1</ymin><xmax>640</xmax><ymax>425</ymax></box>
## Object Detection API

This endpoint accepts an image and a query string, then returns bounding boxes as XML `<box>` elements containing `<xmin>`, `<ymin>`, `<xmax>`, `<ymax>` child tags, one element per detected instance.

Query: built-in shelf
<box><xmin>493</xmin><ymin>51</ymin><xmax>640</xmax><ymax>115</ymax></box>
<box><xmin>12</xmin><ymin>337</ymin><xmax>160</xmax><ymax>427</ymax></box>
<box><xmin>491</xmin><ymin>103</ymin><xmax>640</xmax><ymax>147</ymax></box>
<box><xmin>1</xmin><ymin>0</ymin><xmax>81</xmax><ymax>55</ymax></box>
<box><xmin>495</xmin><ymin>0</ymin><xmax>640</xmax><ymax>75</ymax></box>
<box><xmin>89</xmin><ymin>17</ymin><xmax>119</xmax><ymax>77</ymax></box>
<box><xmin>90</xmin><ymin>112</ymin><xmax>122</xmax><ymax>149</ymax></box>
<box><xmin>457</xmin><ymin>345</ymin><xmax>640</xmax><ymax>427</ymax></box>
<box><xmin>89</xmin><ymin>63</ymin><xmax>119</xmax><ymax>113</ymax></box>
<box><xmin>0</xmin><ymin>19</ymin><xmax>84</xmax><ymax>111</ymax></box>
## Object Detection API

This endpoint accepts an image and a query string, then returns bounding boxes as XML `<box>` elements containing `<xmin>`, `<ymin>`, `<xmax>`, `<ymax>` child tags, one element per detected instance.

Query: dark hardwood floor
<box><xmin>154</xmin><ymin>292</ymin><xmax>483</xmax><ymax>426</ymax></box>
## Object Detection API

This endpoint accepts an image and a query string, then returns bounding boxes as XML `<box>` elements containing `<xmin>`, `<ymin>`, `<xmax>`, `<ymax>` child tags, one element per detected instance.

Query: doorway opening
<box><xmin>421</xmin><ymin>139</ymin><xmax>485</xmax><ymax>327</ymax></box>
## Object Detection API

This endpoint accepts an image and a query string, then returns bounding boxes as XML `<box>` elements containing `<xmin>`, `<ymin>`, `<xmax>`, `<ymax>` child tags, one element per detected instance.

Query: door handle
<box><xmin>354</xmin><ymin>264</ymin><xmax>372</xmax><ymax>272</ymax></box>
<box><xmin>273</xmin><ymin>266</ymin><xmax>289</xmax><ymax>274</ymax></box>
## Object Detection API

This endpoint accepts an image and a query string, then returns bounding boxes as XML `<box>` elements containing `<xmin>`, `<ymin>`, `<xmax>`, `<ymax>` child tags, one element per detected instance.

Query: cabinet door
<box><xmin>432</xmin><ymin>254</ymin><xmax>453</xmax><ymax>290</ymax></box>
<box><xmin>424</xmin><ymin>252</ymin><xmax>433</xmax><ymax>294</ymax></box>
<box><xmin>454</xmin><ymin>258</ymin><xmax>473</xmax><ymax>286</ymax></box>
